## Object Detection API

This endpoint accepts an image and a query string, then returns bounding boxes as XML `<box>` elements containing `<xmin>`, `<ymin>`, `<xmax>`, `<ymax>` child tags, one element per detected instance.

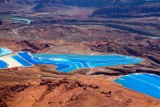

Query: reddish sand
<box><xmin>0</xmin><ymin>73</ymin><xmax>160</xmax><ymax>107</ymax></box>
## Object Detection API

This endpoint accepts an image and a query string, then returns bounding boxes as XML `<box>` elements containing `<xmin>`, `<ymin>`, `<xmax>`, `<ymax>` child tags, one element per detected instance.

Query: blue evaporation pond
<box><xmin>0</xmin><ymin>48</ymin><xmax>12</xmax><ymax>56</ymax></box>
<box><xmin>0</xmin><ymin>60</ymin><xmax>8</xmax><ymax>68</ymax></box>
<box><xmin>0</xmin><ymin>48</ymin><xmax>3</xmax><ymax>53</ymax></box>
<box><xmin>32</xmin><ymin>54</ymin><xmax>143</xmax><ymax>73</ymax></box>
<box><xmin>114</xmin><ymin>73</ymin><xmax>160</xmax><ymax>99</ymax></box>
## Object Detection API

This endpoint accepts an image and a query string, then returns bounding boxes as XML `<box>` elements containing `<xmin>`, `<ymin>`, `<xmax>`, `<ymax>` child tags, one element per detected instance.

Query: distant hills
<box><xmin>0</xmin><ymin>0</ymin><xmax>159</xmax><ymax>18</ymax></box>
<box><xmin>37</xmin><ymin>0</ymin><xmax>160</xmax><ymax>18</ymax></box>
<box><xmin>92</xmin><ymin>3</ymin><xmax>160</xmax><ymax>18</ymax></box>
<box><xmin>1</xmin><ymin>0</ymin><xmax>160</xmax><ymax>7</ymax></box>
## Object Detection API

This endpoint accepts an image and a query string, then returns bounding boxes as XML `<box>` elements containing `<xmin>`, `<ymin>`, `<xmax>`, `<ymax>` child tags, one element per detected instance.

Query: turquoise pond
<box><xmin>32</xmin><ymin>54</ymin><xmax>143</xmax><ymax>73</ymax></box>
<box><xmin>0</xmin><ymin>49</ymin><xmax>143</xmax><ymax>72</ymax></box>
<box><xmin>0</xmin><ymin>48</ymin><xmax>12</xmax><ymax>56</ymax></box>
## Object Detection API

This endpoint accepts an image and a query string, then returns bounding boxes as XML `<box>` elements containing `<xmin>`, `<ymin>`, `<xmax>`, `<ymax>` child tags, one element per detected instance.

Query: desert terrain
<box><xmin>0</xmin><ymin>0</ymin><xmax>160</xmax><ymax>107</ymax></box>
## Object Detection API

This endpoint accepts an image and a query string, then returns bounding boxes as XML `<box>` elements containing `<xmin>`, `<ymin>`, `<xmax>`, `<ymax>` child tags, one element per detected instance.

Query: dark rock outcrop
<box><xmin>0</xmin><ymin>20</ymin><xmax>2</xmax><ymax>25</ymax></box>
<box><xmin>18</xmin><ymin>40</ymin><xmax>50</xmax><ymax>53</ymax></box>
